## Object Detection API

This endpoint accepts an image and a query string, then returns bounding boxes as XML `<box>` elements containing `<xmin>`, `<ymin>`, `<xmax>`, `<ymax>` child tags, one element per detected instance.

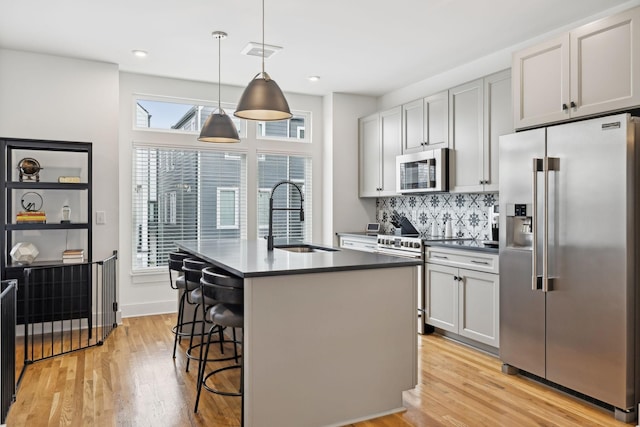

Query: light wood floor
<box><xmin>5</xmin><ymin>314</ymin><xmax>631</xmax><ymax>426</ymax></box>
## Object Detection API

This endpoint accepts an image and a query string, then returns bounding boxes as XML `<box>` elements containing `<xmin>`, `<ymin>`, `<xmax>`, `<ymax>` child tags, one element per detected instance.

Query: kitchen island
<box><xmin>176</xmin><ymin>239</ymin><xmax>420</xmax><ymax>427</ymax></box>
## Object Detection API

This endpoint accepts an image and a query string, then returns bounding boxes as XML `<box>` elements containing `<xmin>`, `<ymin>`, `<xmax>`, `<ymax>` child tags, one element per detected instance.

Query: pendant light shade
<box><xmin>199</xmin><ymin>111</ymin><xmax>240</xmax><ymax>143</ymax></box>
<box><xmin>198</xmin><ymin>31</ymin><xmax>240</xmax><ymax>143</ymax></box>
<box><xmin>235</xmin><ymin>71</ymin><xmax>292</xmax><ymax>121</ymax></box>
<box><xmin>234</xmin><ymin>0</ymin><xmax>292</xmax><ymax>121</ymax></box>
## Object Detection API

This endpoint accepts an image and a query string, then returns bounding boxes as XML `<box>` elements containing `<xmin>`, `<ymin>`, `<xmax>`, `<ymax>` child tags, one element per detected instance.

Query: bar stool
<box><xmin>168</xmin><ymin>251</ymin><xmax>190</xmax><ymax>358</ymax></box>
<box><xmin>194</xmin><ymin>267</ymin><xmax>244</xmax><ymax>422</ymax></box>
<box><xmin>180</xmin><ymin>258</ymin><xmax>210</xmax><ymax>372</ymax></box>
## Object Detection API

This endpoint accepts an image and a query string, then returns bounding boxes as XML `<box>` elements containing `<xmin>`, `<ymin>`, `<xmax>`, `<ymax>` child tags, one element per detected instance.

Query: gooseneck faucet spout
<box><xmin>267</xmin><ymin>180</ymin><xmax>305</xmax><ymax>251</ymax></box>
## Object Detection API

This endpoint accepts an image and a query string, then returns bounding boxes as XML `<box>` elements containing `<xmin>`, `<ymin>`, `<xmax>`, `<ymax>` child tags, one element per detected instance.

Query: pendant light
<box><xmin>198</xmin><ymin>31</ymin><xmax>240</xmax><ymax>143</ymax></box>
<box><xmin>234</xmin><ymin>0</ymin><xmax>292</xmax><ymax>121</ymax></box>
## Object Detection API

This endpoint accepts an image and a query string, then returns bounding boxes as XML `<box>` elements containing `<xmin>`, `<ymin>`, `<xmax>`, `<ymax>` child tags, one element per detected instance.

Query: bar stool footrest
<box><xmin>186</xmin><ymin>340</ymin><xmax>242</xmax><ymax>363</ymax></box>
<box><xmin>172</xmin><ymin>320</ymin><xmax>206</xmax><ymax>338</ymax></box>
<box><xmin>203</xmin><ymin>365</ymin><xmax>242</xmax><ymax>397</ymax></box>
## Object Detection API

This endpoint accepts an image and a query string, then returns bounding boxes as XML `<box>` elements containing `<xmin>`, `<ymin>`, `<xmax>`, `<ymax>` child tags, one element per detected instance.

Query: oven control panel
<box><xmin>376</xmin><ymin>235</ymin><xmax>423</xmax><ymax>257</ymax></box>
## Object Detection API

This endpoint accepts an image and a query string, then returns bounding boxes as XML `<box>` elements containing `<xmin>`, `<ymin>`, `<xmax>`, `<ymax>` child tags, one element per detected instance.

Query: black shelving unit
<box><xmin>0</xmin><ymin>138</ymin><xmax>92</xmax><ymax>325</ymax></box>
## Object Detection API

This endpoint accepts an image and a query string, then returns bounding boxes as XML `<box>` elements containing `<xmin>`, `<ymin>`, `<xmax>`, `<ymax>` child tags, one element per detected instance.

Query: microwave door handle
<box><xmin>428</xmin><ymin>158</ymin><xmax>436</xmax><ymax>188</ymax></box>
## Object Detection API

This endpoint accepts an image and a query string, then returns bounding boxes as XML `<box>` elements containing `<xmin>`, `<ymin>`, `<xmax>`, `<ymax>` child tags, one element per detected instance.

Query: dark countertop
<box><xmin>425</xmin><ymin>239</ymin><xmax>499</xmax><ymax>254</ymax></box>
<box><xmin>175</xmin><ymin>238</ymin><xmax>421</xmax><ymax>278</ymax></box>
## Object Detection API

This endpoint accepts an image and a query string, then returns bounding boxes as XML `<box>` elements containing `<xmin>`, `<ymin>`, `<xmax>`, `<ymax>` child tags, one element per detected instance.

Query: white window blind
<box><xmin>132</xmin><ymin>145</ymin><xmax>246</xmax><ymax>270</ymax></box>
<box><xmin>257</xmin><ymin>154</ymin><xmax>312</xmax><ymax>241</ymax></box>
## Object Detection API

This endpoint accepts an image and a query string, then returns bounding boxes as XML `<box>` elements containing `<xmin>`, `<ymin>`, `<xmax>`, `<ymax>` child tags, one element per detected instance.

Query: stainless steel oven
<box><xmin>396</xmin><ymin>148</ymin><xmax>449</xmax><ymax>193</ymax></box>
<box><xmin>376</xmin><ymin>235</ymin><xmax>426</xmax><ymax>334</ymax></box>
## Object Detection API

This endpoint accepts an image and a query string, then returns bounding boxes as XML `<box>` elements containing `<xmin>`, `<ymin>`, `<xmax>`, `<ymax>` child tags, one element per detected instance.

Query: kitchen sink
<box><xmin>275</xmin><ymin>244</ymin><xmax>338</xmax><ymax>253</ymax></box>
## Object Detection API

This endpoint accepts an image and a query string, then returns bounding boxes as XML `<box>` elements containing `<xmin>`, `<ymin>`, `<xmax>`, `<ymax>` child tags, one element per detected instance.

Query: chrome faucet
<box><xmin>267</xmin><ymin>180</ymin><xmax>305</xmax><ymax>251</ymax></box>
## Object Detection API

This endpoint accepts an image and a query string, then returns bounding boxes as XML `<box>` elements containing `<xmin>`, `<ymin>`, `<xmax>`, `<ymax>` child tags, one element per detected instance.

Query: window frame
<box><xmin>132</xmin><ymin>94</ymin><xmax>247</xmax><ymax>138</ymax></box>
<box><xmin>256</xmin><ymin>111</ymin><xmax>311</xmax><ymax>143</ymax></box>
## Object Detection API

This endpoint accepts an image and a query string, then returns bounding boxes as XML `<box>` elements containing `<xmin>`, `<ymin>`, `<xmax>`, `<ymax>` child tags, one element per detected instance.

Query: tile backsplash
<box><xmin>376</xmin><ymin>193</ymin><xmax>499</xmax><ymax>240</ymax></box>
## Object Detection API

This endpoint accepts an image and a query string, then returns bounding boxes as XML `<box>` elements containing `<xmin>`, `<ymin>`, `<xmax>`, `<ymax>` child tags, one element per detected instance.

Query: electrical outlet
<box><xmin>96</xmin><ymin>211</ymin><xmax>106</xmax><ymax>225</ymax></box>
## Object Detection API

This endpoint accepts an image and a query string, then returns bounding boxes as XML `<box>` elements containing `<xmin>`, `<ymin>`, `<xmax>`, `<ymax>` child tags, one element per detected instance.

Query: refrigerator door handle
<box><xmin>544</xmin><ymin>157</ymin><xmax>560</xmax><ymax>293</ymax></box>
<box><xmin>532</xmin><ymin>158</ymin><xmax>544</xmax><ymax>290</ymax></box>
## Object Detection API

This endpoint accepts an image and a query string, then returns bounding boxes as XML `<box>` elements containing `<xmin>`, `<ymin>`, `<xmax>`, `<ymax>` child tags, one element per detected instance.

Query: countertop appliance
<box><xmin>376</xmin><ymin>234</ymin><xmax>425</xmax><ymax>334</ymax></box>
<box><xmin>499</xmin><ymin>113</ymin><xmax>640</xmax><ymax>422</ymax></box>
<box><xmin>396</xmin><ymin>148</ymin><xmax>449</xmax><ymax>193</ymax></box>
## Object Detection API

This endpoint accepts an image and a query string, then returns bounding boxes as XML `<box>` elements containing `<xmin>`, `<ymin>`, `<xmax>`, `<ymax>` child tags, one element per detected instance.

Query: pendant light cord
<box><xmin>218</xmin><ymin>34</ymin><xmax>222</xmax><ymax>111</ymax></box>
<box><xmin>262</xmin><ymin>0</ymin><xmax>265</xmax><ymax>75</ymax></box>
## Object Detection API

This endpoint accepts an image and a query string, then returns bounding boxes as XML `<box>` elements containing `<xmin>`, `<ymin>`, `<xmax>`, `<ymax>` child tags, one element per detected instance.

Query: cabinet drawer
<box><xmin>426</xmin><ymin>247</ymin><xmax>498</xmax><ymax>274</ymax></box>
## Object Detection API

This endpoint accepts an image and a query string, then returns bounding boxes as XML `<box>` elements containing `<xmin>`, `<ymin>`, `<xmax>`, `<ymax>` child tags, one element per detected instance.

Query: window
<box><xmin>257</xmin><ymin>154</ymin><xmax>312</xmax><ymax>241</ymax></box>
<box><xmin>132</xmin><ymin>145</ymin><xmax>246</xmax><ymax>270</ymax></box>
<box><xmin>217</xmin><ymin>187</ymin><xmax>239</xmax><ymax>229</ymax></box>
<box><xmin>256</xmin><ymin>112</ymin><xmax>310</xmax><ymax>142</ymax></box>
<box><xmin>135</xmin><ymin>98</ymin><xmax>245</xmax><ymax>138</ymax></box>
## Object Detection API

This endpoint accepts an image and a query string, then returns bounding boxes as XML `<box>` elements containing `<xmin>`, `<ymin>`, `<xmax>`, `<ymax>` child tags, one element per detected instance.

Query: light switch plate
<box><xmin>96</xmin><ymin>211</ymin><xmax>106</xmax><ymax>225</ymax></box>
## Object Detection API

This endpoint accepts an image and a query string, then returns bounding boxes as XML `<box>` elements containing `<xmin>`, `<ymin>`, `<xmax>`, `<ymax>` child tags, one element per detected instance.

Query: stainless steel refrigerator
<box><xmin>499</xmin><ymin>113</ymin><xmax>640</xmax><ymax>422</ymax></box>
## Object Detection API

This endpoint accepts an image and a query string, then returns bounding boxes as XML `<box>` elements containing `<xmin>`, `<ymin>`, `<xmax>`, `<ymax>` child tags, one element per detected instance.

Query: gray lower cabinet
<box><xmin>425</xmin><ymin>247</ymin><xmax>499</xmax><ymax>348</ymax></box>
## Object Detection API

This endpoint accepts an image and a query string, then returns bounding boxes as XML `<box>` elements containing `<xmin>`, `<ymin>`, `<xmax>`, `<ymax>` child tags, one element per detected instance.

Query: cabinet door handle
<box><xmin>433</xmin><ymin>255</ymin><xmax>448</xmax><ymax>259</ymax></box>
<box><xmin>470</xmin><ymin>260</ymin><xmax>489</xmax><ymax>265</ymax></box>
<box><xmin>562</xmin><ymin>103</ymin><xmax>568</xmax><ymax>111</ymax></box>
<box><xmin>570</xmin><ymin>101</ymin><xmax>577</xmax><ymax>109</ymax></box>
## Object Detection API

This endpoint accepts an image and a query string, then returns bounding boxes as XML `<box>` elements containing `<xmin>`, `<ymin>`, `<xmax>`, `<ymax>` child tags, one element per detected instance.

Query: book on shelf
<box><xmin>17</xmin><ymin>211</ymin><xmax>46</xmax><ymax>216</ymax></box>
<box><xmin>58</xmin><ymin>176</ymin><xmax>81</xmax><ymax>183</ymax></box>
<box><xmin>16</xmin><ymin>210</ymin><xmax>47</xmax><ymax>223</ymax></box>
<box><xmin>63</xmin><ymin>249</ymin><xmax>84</xmax><ymax>256</ymax></box>
<box><xmin>62</xmin><ymin>249</ymin><xmax>84</xmax><ymax>264</ymax></box>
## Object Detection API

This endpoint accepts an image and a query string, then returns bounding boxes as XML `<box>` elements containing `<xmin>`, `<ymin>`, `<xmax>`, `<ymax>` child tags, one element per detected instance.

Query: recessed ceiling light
<box><xmin>132</xmin><ymin>50</ymin><xmax>148</xmax><ymax>58</ymax></box>
<box><xmin>308</xmin><ymin>76</ymin><xmax>320</xmax><ymax>82</ymax></box>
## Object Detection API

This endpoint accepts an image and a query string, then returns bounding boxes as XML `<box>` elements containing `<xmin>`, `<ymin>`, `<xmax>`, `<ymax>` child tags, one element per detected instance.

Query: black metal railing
<box><xmin>21</xmin><ymin>251</ymin><xmax>118</xmax><ymax>369</ymax></box>
<box><xmin>0</xmin><ymin>279</ymin><xmax>17</xmax><ymax>424</ymax></box>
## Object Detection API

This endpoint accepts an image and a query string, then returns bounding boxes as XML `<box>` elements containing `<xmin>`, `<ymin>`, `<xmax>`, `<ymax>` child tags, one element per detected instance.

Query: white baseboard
<box><xmin>120</xmin><ymin>300</ymin><xmax>177</xmax><ymax>318</ymax></box>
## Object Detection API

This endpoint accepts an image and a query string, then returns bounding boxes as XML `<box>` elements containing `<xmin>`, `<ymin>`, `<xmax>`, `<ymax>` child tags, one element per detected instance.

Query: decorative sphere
<box><xmin>10</xmin><ymin>242</ymin><xmax>39</xmax><ymax>265</ymax></box>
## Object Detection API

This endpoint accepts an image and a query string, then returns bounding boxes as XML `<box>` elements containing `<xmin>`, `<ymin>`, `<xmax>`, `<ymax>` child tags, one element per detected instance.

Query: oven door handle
<box><xmin>373</xmin><ymin>249</ymin><xmax>422</xmax><ymax>259</ymax></box>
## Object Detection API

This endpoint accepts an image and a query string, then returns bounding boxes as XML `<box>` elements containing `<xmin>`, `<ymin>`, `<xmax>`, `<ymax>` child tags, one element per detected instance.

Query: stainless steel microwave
<box><xmin>396</xmin><ymin>148</ymin><xmax>449</xmax><ymax>193</ymax></box>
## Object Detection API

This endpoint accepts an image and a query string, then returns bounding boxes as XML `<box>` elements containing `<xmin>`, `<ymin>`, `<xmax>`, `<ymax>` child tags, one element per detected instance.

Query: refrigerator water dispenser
<box><xmin>506</xmin><ymin>203</ymin><xmax>532</xmax><ymax>249</ymax></box>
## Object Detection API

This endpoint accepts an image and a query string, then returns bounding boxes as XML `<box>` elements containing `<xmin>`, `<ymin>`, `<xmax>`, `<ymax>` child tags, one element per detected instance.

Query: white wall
<box><xmin>0</xmin><ymin>49</ymin><xmax>120</xmax><ymax>268</ymax></box>
<box><xmin>118</xmin><ymin>72</ymin><xmax>323</xmax><ymax>318</ymax></box>
<box><xmin>322</xmin><ymin>93</ymin><xmax>377</xmax><ymax>245</ymax></box>
<box><xmin>378</xmin><ymin>0</ymin><xmax>640</xmax><ymax>110</ymax></box>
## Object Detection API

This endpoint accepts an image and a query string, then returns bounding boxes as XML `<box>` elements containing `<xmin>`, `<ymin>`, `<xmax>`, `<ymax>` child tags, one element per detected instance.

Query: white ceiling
<box><xmin>0</xmin><ymin>0</ymin><xmax>634</xmax><ymax>97</ymax></box>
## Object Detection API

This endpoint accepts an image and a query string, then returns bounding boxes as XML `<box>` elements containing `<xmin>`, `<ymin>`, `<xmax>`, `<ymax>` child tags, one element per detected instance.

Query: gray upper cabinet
<box><xmin>483</xmin><ymin>70</ymin><xmax>512</xmax><ymax>192</ymax></box>
<box><xmin>359</xmin><ymin>107</ymin><xmax>401</xmax><ymax>198</ymax></box>
<box><xmin>359</xmin><ymin>113</ymin><xmax>381</xmax><ymax>197</ymax></box>
<box><xmin>513</xmin><ymin>6</ymin><xmax>640</xmax><ymax>129</ymax></box>
<box><xmin>449</xmin><ymin>70</ymin><xmax>511</xmax><ymax>193</ymax></box>
<box><xmin>402</xmin><ymin>90</ymin><xmax>449</xmax><ymax>154</ymax></box>
<box><xmin>449</xmin><ymin>78</ymin><xmax>484</xmax><ymax>193</ymax></box>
